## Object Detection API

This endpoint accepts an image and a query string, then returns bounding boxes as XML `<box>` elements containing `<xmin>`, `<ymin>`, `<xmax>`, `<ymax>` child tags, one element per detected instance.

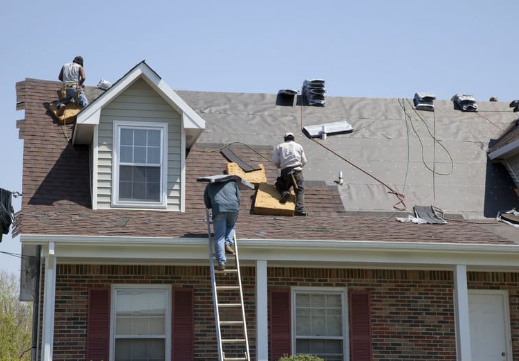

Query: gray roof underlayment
<box><xmin>177</xmin><ymin>91</ymin><xmax>518</xmax><ymax>220</ymax></box>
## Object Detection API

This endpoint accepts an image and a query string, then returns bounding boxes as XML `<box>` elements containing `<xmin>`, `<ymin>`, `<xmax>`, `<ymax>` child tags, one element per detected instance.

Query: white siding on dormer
<box><xmin>95</xmin><ymin>79</ymin><xmax>182</xmax><ymax>211</ymax></box>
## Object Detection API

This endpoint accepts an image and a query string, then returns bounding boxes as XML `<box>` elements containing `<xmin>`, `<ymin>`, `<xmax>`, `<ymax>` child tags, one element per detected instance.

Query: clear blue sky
<box><xmin>1</xmin><ymin>0</ymin><xmax>518</xmax><ymax>275</ymax></box>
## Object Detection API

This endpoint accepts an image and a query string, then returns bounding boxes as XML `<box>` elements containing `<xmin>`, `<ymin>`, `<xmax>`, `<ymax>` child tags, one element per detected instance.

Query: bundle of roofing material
<box><xmin>278</xmin><ymin>89</ymin><xmax>298</xmax><ymax>96</ymax></box>
<box><xmin>413</xmin><ymin>92</ymin><xmax>436</xmax><ymax>111</ymax></box>
<box><xmin>303</xmin><ymin>120</ymin><xmax>353</xmax><ymax>139</ymax></box>
<box><xmin>510</xmin><ymin>99</ymin><xmax>519</xmax><ymax>112</ymax></box>
<box><xmin>303</xmin><ymin>79</ymin><xmax>326</xmax><ymax>106</ymax></box>
<box><xmin>452</xmin><ymin>94</ymin><xmax>479</xmax><ymax>112</ymax></box>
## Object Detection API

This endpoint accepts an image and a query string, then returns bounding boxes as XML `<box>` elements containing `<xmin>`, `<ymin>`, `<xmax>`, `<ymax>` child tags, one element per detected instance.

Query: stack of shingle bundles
<box><xmin>452</xmin><ymin>94</ymin><xmax>479</xmax><ymax>112</ymax></box>
<box><xmin>413</xmin><ymin>92</ymin><xmax>436</xmax><ymax>111</ymax></box>
<box><xmin>303</xmin><ymin>79</ymin><xmax>326</xmax><ymax>107</ymax></box>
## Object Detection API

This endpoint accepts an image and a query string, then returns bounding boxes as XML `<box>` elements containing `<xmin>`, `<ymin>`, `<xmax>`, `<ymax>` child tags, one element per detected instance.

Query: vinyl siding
<box><xmin>96</xmin><ymin>78</ymin><xmax>182</xmax><ymax>210</ymax></box>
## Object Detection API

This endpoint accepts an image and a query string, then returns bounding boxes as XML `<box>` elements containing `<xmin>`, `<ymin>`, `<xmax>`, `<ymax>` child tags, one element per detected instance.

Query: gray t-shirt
<box><xmin>61</xmin><ymin>62</ymin><xmax>82</xmax><ymax>84</ymax></box>
<box><xmin>204</xmin><ymin>181</ymin><xmax>240</xmax><ymax>217</ymax></box>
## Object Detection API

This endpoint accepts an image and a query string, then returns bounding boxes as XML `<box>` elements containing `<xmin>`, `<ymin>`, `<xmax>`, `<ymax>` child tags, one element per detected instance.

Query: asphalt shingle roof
<box><xmin>13</xmin><ymin>79</ymin><xmax>518</xmax><ymax>245</ymax></box>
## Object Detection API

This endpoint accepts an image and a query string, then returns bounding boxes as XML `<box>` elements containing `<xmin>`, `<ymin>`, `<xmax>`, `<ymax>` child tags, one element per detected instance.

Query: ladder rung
<box><xmin>220</xmin><ymin>320</ymin><xmax>244</xmax><ymax>325</ymax></box>
<box><xmin>218</xmin><ymin>303</ymin><xmax>241</xmax><ymax>308</ymax></box>
<box><xmin>216</xmin><ymin>286</ymin><xmax>240</xmax><ymax>290</ymax></box>
<box><xmin>223</xmin><ymin>358</ymin><xmax>248</xmax><ymax>361</ymax></box>
<box><xmin>221</xmin><ymin>338</ymin><xmax>246</xmax><ymax>344</ymax></box>
<box><xmin>216</xmin><ymin>269</ymin><xmax>238</xmax><ymax>273</ymax></box>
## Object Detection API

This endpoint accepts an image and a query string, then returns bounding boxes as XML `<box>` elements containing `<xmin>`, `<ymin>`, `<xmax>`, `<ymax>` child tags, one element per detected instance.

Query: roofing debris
<box><xmin>413</xmin><ymin>92</ymin><xmax>436</xmax><ymax>111</ymax></box>
<box><xmin>452</xmin><ymin>94</ymin><xmax>479</xmax><ymax>112</ymax></box>
<box><xmin>497</xmin><ymin>209</ymin><xmax>519</xmax><ymax>227</ymax></box>
<box><xmin>97</xmin><ymin>78</ymin><xmax>112</xmax><ymax>90</ymax></box>
<box><xmin>396</xmin><ymin>206</ymin><xmax>447</xmax><ymax>225</ymax></box>
<box><xmin>221</xmin><ymin>148</ymin><xmax>262</xmax><ymax>172</ymax></box>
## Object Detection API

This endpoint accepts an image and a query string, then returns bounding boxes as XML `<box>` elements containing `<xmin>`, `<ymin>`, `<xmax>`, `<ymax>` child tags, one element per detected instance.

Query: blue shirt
<box><xmin>204</xmin><ymin>181</ymin><xmax>240</xmax><ymax>217</ymax></box>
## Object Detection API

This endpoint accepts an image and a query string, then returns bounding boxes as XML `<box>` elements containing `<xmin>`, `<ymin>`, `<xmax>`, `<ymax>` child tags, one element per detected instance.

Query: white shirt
<box><xmin>272</xmin><ymin>140</ymin><xmax>307</xmax><ymax>170</ymax></box>
<box><xmin>61</xmin><ymin>62</ymin><xmax>82</xmax><ymax>84</ymax></box>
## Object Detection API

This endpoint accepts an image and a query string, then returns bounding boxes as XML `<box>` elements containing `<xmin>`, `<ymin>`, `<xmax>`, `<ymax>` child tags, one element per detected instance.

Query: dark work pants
<box><xmin>275</xmin><ymin>168</ymin><xmax>305</xmax><ymax>213</ymax></box>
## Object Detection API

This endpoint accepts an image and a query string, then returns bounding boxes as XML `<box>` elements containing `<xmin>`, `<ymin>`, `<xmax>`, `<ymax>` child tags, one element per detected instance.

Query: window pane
<box><xmin>134</xmin><ymin>129</ymin><xmax>147</xmax><ymax>146</ymax></box>
<box><xmin>296</xmin><ymin>294</ymin><xmax>310</xmax><ymax>307</ymax></box>
<box><xmin>326</xmin><ymin>295</ymin><xmax>341</xmax><ymax>308</ymax></box>
<box><xmin>134</xmin><ymin>146</ymin><xmax>147</xmax><ymax>164</ymax></box>
<box><xmin>121</xmin><ymin>145</ymin><xmax>133</xmax><ymax>163</ymax></box>
<box><xmin>133</xmin><ymin>167</ymin><xmax>146</xmax><ymax>183</ymax></box>
<box><xmin>148</xmin><ymin>130</ymin><xmax>160</xmax><ymax>147</ymax></box>
<box><xmin>311</xmin><ymin>294</ymin><xmax>325</xmax><ymax>307</ymax></box>
<box><xmin>119</xmin><ymin>182</ymin><xmax>132</xmax><ymax>199</ymax></box>
<box><xmin>147</xmin><ymin>183</ymin><xmax>160</xmax><ymax>201</ymax></box>
<box><xmin>116</xmin><ymin>317</ymin><xmax>132</xmax><ymax>335</ymax></box>
<box><xmin>115</xmin><ymin>338</ymin><xmax>165</xmax><ymax>361</ymax></box>
<box><xmin>120</xmin><ymin>166</ymin><xmax>133</xmax><ymax>182</ymax></box>
<box><xmin>121</xmin><ymin>129</ymin><xmax>133</xmax><ymax>146</ymax></box>
<box><xmin>147</xmin><ymin>147</ymin><xmax>160</xmax><ymax>164</ymax></box>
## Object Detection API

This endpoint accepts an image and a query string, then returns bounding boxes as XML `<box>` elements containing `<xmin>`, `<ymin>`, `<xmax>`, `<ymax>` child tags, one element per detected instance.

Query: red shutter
<box><xmin>172</xmin><ymin>288</ymin><xmax>194</xmax><ymax>361</ymax></box>
<box><xmin>86</xmin><ymin>288</ymin><xmax>110</xmax><ymax>361</ymax></box>
<box><xmin>269</xmin><ymin>288</ymin><xmax>291</xmax><ymax>361</ymax></box>
<box><xmin>349</xmin><ymin>291</ymin><xmax>372</xmax><ymax>361</ymax></box>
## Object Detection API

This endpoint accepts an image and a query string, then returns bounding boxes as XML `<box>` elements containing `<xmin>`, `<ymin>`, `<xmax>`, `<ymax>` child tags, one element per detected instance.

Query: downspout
<box><xmin>31</xmin><ymin>245</ymin><xmax>41</xmax><ymax>361</ymax></box>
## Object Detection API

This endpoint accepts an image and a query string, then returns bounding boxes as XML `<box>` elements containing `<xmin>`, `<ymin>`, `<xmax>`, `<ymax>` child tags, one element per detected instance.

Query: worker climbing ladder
<box><xmin>206</xmin><ymin>207</ymin><xmax>251</xmax><ymax>361</ymax></box>
<box><xmin>197</xmin><ymin>174</ymin><xmax>255</xmax><ymax>361</ymax></box>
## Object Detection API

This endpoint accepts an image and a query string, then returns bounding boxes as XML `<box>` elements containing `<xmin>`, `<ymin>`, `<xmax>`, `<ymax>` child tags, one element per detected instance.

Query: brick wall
<box><xmin>38</xmin><ymin>265</ymin><xmax>519</xmax><ymax>361</ymax></box>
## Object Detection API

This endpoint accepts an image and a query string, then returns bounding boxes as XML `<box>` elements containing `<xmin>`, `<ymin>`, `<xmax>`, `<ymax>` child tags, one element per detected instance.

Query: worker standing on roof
<box><xmin>204</xmin><ymin>180</ymin><xmax>240</xmax><ymax>271</ymax></box>
<box><xmin>56</xmin><ymin>56</ymin><xmax>88</xmax><ymax>115</ymax></box>
<box><xmin>273</xmin><ymin>132</ymin><xmax>307</xmax><ymax>216</ymax></box>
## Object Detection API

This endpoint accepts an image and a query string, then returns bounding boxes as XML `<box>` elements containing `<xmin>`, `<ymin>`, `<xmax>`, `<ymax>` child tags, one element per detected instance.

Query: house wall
<box><xmin>39</xmin><ymin>265</ymin><xmax>519</xmax><ymax>361</ymax></box>
<box><xmin>96</xmin><ymin>78</ymin><xmax>183</xmax><ymax>210</ymax></box>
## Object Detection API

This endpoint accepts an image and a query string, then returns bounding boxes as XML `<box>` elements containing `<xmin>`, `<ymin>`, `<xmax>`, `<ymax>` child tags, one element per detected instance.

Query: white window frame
<box><xmin>112</xmin><ymin>120</ymin><xmax>168</xmax><ymax>209</ymax></box>
<box><xmin>110</xmin><ymin>284</ymin><xmax>172</xmax><ymax>361</ymax></box>
<box><xmin>291</xmin><ymin>287</ymin><xmax>349</xmax><ymax>361</ymax></box>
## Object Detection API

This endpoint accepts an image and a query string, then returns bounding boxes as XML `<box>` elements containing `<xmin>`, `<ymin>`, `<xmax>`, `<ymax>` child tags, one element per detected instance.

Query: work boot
<box><xmin>295</xmin><ymin>210</ymin><xmax>307</xmax><ymax>216</ymax></box>
<box><xmin>57</xmin><ymin>104</ymin><xmax>66</xmax><ymax>117</ymax></box>
<box><xmin>280</xmin><ymin>192</ymin><xmax>289</xmax><ymax>204</ymax></box>
<box><xmin>225</xmin><ymin>244</ymin><xmax>235</xmax><ymax>255</ymax></box>
<box><xmin>217</xmin><ymin>264</ymin><xmax>225</xmax><ymax>271</ymax></box>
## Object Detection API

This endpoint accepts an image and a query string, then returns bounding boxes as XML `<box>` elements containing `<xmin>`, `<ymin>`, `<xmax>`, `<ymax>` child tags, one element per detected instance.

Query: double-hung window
<box><xmin>113</xmin><ymin>121</ymin><xmax>167</xmax><ymax>208</ymax></box>
<box><xmin>292</xmin><ymin>289</ymin><xmax>347</xmax><ymax>361</ymax></box>
<box><xmin>111</xmin><ymin>285</ymin><xmax>171</xmax><ymax>361</ymax></box>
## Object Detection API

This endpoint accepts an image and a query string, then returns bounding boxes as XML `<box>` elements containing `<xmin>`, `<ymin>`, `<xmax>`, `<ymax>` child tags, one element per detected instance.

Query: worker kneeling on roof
<box><xmin>272</xmin><ymin>132</ymin><xmax>308</xmax><ymax>216</ymax></box>
<box><xmin>56</xmin><ymin>56</ymin><xmax>88</xmax><ymax>115</ymax></box>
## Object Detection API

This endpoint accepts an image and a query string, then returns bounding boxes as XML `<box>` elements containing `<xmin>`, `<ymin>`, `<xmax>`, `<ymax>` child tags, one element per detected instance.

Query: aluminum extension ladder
<box><xmin>206</xmin><ymin>209</ymin><xmax>251</xmax><ymax>361</ymax></box>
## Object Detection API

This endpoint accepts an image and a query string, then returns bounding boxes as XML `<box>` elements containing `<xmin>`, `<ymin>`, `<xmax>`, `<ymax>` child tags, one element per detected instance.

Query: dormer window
<box><xmin>112</xmin><ymin>121</ymin><xmax>168</xmax><ymax>208</ymax></box>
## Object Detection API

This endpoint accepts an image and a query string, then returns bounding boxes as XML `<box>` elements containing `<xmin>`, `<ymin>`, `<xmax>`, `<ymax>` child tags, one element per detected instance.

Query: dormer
<box><xmin>72</xmin><ymin>61</ymin><xmax>205</xmax><ymax>211</ymax></box>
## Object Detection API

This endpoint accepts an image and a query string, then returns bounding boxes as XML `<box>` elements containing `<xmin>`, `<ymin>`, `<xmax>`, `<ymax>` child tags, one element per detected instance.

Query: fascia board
<box><xmin>22</xmin><ymin>235</ymin><xmax>519</xmax><ymax>269</ymax></box>
<box><xmin>488</xmin><ymin>138</ymin><xmax>519</xmax><ymax>160</ymax></box>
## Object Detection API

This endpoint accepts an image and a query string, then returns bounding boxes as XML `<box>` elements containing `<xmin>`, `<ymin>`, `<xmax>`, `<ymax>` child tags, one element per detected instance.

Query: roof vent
<box><xmin>452</xmin><ymin>94</ymin><xmax>478</xmax><ymax>112</ymax></box>
<box><xmin>509</xmin><ymin>99</ymin><xmax>519</xmax><ymax>112</ymax></box>
<box><xmin>278</xmin><ymin>89</ymin><xmax>298</xmax><ymax>96</ymax></box>
<box><xmin>489</xmin><ymin>96</ymin><xmax>498</xmax><ymax>102</ymax></box>
<box><xmin>303</xmin><ymin>79</ymin><xmax>326</xmax><ymax>107</ymax></box>
<box><xmin>413</xmin><ymin>92</ymin><xmax>436</xmax><ymax>111</ymax></box>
